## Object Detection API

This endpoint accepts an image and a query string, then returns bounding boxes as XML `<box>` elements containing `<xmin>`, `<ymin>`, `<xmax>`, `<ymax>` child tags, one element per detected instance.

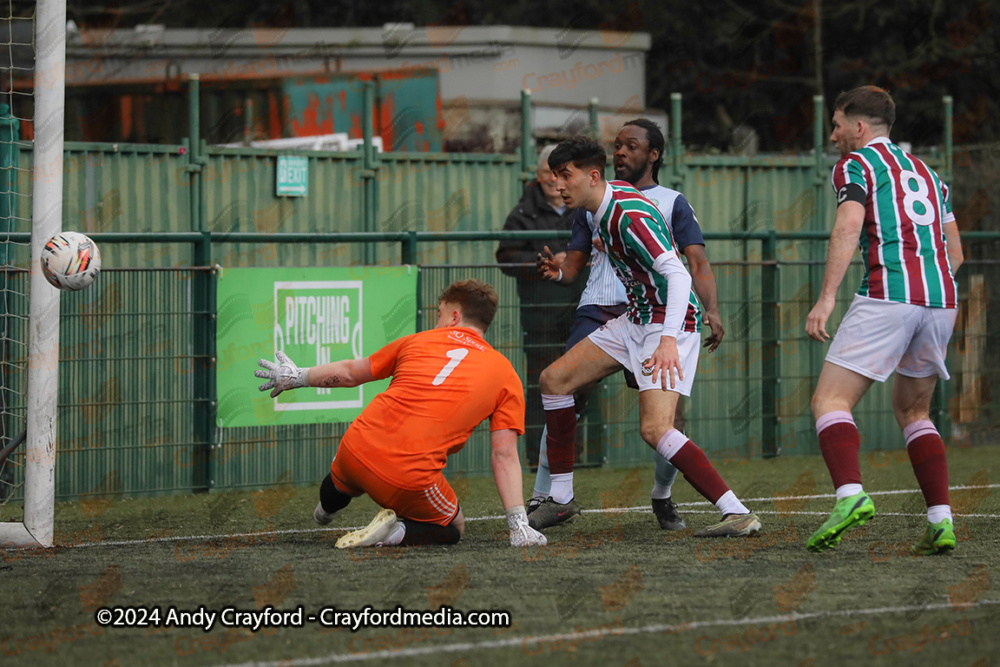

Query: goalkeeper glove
<box><xmin>255</xmin><ymin>351</ymin><xmax>309</xmax><ymax>398</ymax></box>
<box><xmin>507</xmin><ymin>506</ymin><xmax>547</xmax><ymax>547</ymax></box>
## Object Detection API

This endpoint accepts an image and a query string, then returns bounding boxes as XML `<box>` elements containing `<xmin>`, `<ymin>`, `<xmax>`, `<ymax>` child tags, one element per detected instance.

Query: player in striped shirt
<box><xmin>529</xmin><ymin>136</ymin><xmax>761</xmax><ymax>537</ymax></box>
<box><xmin>529</xmin><ymin>120</ymin><xmax>726</xmax><ymax>532</ymax></box>
<box><xmin>804</xmin><ymin>86</ymin><xmax>965</xmax><ymax>555</ymax></box>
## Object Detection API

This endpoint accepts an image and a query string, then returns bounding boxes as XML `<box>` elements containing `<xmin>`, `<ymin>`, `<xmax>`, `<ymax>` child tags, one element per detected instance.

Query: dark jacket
<box><xmin>496</xmin><ymin>181</ymin><xmax>582</xmax><ymax>305</ymax></box>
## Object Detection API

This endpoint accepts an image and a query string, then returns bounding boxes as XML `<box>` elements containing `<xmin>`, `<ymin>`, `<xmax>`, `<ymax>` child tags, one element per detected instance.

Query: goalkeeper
<box><xmin>255</xmin><ymin>279</ymin><xmax>546</xmax><ymax>549</ymax></box>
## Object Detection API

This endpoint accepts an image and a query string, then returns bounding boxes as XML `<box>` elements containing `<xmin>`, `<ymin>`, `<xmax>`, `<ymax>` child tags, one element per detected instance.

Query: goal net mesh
<box><xmin>0</xmin><ymin>3</ymin><xmax>35</xmax><ymax>508</ymax></box>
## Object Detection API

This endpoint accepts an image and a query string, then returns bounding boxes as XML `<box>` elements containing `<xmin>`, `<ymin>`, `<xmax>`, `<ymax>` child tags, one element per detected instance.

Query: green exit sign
<box><xmin>276</xmin><ymin>156</ymin><xmax>308</xmax><ymax>196</ymax></box>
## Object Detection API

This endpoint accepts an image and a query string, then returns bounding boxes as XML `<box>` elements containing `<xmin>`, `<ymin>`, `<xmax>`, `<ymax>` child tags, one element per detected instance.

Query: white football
<box><xmin>40</xmin><ymin>231</ymin><xmax>102</xmax><ymax>291</ymax></box>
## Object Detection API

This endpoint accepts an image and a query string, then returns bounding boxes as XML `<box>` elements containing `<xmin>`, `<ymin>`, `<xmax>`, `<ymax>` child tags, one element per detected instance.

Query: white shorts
<box><xmin>827</xmin><ymin>295</ymin><xmax>957</xmax><ymax>382</ymax></box>
<box><xmin>588</xmin><ymin>315</ymin><xmax>700</xmax><ymax>395</ymax></box>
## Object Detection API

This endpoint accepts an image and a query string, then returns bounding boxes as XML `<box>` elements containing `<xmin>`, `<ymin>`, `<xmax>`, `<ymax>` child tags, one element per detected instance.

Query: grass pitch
<box><xmin>2</xmin><ymin>446</ymin><xmax>998</xmax><ymax>666</ymax></box>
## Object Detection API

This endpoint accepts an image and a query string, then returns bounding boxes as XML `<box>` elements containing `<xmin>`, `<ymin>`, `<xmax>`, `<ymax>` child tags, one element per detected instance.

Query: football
<box><xmin>40</xmin><ymin>231</ymin><xmax>102</xmax><ymax>291</ymax></box>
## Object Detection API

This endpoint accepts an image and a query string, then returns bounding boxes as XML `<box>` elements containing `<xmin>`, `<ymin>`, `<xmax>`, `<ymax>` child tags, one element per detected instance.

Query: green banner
<box><xmin>216</xmin><ymin>266</ymin><xmax>417</xmax><ymax>427</ymax></box>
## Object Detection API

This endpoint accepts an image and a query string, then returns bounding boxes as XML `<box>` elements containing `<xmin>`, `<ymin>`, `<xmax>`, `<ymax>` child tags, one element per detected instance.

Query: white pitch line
<box><xmin>463</xmin><ymin>482</ymin><xmax>1000</xmax><ymax>521</ymax></box>
<box><xmin>677</xmin><ymin>509</ymin><xmax>1000</xmax><ymax>518</ymax></box>
<box><xmin>9</xmin><ymin>483</ymin><xmax>995</xmax><ymax>551</ymax></box>
<box><xmin>462</xmin><ymin>482</ymin><xmax>1000</xmax><ymax>522</ymax></box>
<box><xmin>209</xmin><ymin>598</ymin><xmax>1000</xmax><ymax>667</ymax></box>
<box><xmin>671</xmin><ymin>482</ymin><xmax>1000</xmax><ymax>506</ymax></box>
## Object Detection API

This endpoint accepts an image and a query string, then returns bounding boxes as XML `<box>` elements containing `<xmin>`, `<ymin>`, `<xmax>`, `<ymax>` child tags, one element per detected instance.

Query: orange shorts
<box><xmin>330</xmin><ymin>445</ymin><xmax>459</xmax><ymax>527</ymax></box>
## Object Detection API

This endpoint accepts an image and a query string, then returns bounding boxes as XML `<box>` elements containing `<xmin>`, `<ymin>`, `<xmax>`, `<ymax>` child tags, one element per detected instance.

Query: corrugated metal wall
<box><xmin>203</xmin><ymin>147</ymin><xmax>369</xmax><ymax>269</ymax></box>
<box><xmin>1</xmin><ymin>145</ymin><xmax>992</xmax><ymax>503</ymax></box>
<box><xmin>374</xmin><ymin>154</ymin><xmax>523</xmax><ymax>265</ymax></box>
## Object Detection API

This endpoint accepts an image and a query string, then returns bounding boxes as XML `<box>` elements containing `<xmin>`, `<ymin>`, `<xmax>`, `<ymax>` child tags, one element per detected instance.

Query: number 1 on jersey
<box><xmin>432</xmin><ymin>348</ymin><xmax>469</xmax><ymax>386</ymax></box>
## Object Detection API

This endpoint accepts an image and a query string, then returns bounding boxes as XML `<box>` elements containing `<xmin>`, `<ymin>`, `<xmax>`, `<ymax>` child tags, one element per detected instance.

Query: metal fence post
<box><xmin>813</xmin><ymin>96</ymin><xmax>826</xmax><ymax>185</ymax></box>
<box><xmin>362</xmin><ymin>81</ymin><xmax>379</xmax><ymax>265</ymax></box>
<box><xmin>811</xmin><ymin>94</ymin><xmax>827</xmax><ymax>418</ymax></box>
<box><xmin>943</xmin><ymin>95</ymin><xmax>953</xmax><ymax>183</ymax></box>
<box><xmin>188</xmin><ymin>74</ymin><xmax>215</xmax><ymax>491</ymax></box>
<box><xmin>670</xmin><ymin>93</ymin><xmax>684</xmax><ymax>191</ymax></box>
<box><xmin>934</xmin><ymin>95</ymin><xmax>955</xmax><ymax>438</ymax></box>
<box><xmin>588</xmin><ymin>97</ymin><xmax>600</xmax><ymax>140</ymax></box>
<box><xmin>243</xmin><ymin>98</ymin><xmax>254</xmax><ymax>146</ymax></box>
<box><xmin>761</xmin><ymin>231</ymin><xmax>780</xmax><ymax>457</ymax></box>
<box><xmin>401</xmin><ymin>230</ymin><xmax>418</xmax><ymax>265</ymax></box>
<box><xmin>520</xmin><ymin>89</ymin><xmax>533</xmax><ymax>183</ymax></box>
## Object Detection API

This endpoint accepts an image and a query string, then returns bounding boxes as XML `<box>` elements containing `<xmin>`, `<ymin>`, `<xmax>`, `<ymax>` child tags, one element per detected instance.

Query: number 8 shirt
<box><xmin>338</xmin><ymin>327</ymin><xmax>525</xmax><ymax>490</ymax></box>
<box><xmin>831</xmin><ymin>136</ymin><xmax>958</xmax><ymax>309</ymax></box>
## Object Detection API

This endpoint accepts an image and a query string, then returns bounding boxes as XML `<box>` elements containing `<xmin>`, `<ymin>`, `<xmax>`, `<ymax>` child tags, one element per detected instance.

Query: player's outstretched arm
<box><xmin>255</xmin><ymin>351</ymin><xmax>373</xmax><ymax>398</ymax></box>
<box><xmin>309</xmin><ymin>358</ymin><xmax>374</xmax><ymax>390</ymax></box>
<box><xmin>490</xmin><ymin>429</ymin><xmax>546</xmax><ymax>547</ymax></box>
<box><xmin>806</xmin><ymin>201</ymin><xmax>865</xmax><ymax>342</ymax></box>
<box><xmin>682</xmin><ymin>244</ymin><xmax>725</xmax><ymax>352</ymax></box>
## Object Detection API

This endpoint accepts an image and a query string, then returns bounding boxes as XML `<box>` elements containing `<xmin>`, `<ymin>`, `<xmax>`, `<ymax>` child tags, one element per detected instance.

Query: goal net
<box><xmin>0</xmin><ymin>0</ymin><xmax>65</xmax><ymax>548</ymax></box>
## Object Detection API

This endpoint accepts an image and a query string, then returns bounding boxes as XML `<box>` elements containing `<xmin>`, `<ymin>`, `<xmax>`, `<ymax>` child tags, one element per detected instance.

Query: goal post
<box><xmin>0</xmin><ymin>0</ymin><xmax>65</xmax><ymax>548</ymax></box>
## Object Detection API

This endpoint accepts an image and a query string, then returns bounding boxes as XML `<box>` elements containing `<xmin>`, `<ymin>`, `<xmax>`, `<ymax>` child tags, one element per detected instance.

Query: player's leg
<box><xmin>522</xmin><ymin>342</ymin><xmax>548</xmax><ymax>468</ymax></box>
<box><xmin>336</xmin><ymin>510</ymin><xmax>463</xmax><ymax>550</ymax></box>
<box><xmin>323</xmin><ymin>446</ymin><xmax>401</xmax><ymax>548</ymax></box>
<box><xmin>315</xmin><ymin>453</ymin><xmax>365</xmax><ymax>525</ymax></box>
<box><xmin>648</xmin><ymin>365</ymin><xmax>681</xmax><ymax>530</ymax></box>
<box><xmin>530</xmin><ymin>430</ymin><xmax>551</xmax><ymax>512</ymax></box>
<box><xmin>399</xmin><ymin>509</ymin><xmax>464</xmax><ymax>547</ymax></box>
<box><xmin>806</xmin><ymin>362</ymin><xmax>876</xmax><ymax>551</ymax></box>
<box><xmin>651</xmin><ymin>394</ymin><xmax>684</xmax><ymax>530</ymax></box>
<box><xmin>806</xmin><ymin>296</ymin><xmax>921</xmax><ymax>551</ymax></box>
<box><xmin>635</xmin><ymin>328</ymin><xmax>687</xmax><ymax>530</ymax></box>
<box><xmin>673</xmin><ymin>396</ymin><xmax>686</xmax><ymax>433</ymax></box>
<box><xmin>531</xmin><ymin>335</ymin><xmax>622</xmax><ymax>530</ymax></box>
<box><xmin>523</xmin><ymin>299</ymin><xmax>577</xmax><ymax>468</ymax></box>
<box><xmin>531</xmin><ymin>306</ymin><xmax>611</xmax><ymax>508</ymax></box>
<box><xmin>639</xmin><ymin>389</ymin><xmax>759</xmax><ymax>537</ymax></box>
<box><xmin>894</xmin><ymin>305</ymin><xmax>958</xmax><ymax>555</ymax></box>
<box><xmin>532</xmin><ymin>381</ymin><xmax>605</xmax><ymax>509</ymax></box>
<box><xmin>390</xmin><ymin>477</ymin><xmax>464</xmax><ymax>547</ymax></box>
<box><xmin>811</xmin><ymin>361</ymin><xmax>875</xmax><ymax>495</ymax></box>
<box><xmin>314</xmin><ymin>473</ymin><xmax>355</xmax><ymax>525</ymax></box>
<box><xmin>629</xmin><ymin>328</ymin><xmax>757</xmax><ymax>536</ymax></box>
<box><xmin>336</xmin><ymin>472</ymin><xmax>463</xmax><ymax>549</ymax></box>
<box><xmin>893</xmin><ymin>374</ymin><xmax>954</xmax><ymax>554</ymax></box>
<box><xmin>652</xmin><ymin>453</ymin><xmax>684</xmax><ymax>530</ymax></box>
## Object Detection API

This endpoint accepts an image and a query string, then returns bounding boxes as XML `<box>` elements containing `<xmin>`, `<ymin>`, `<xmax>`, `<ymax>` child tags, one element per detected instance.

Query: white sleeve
<box><xmin>652</xmin><ymin>252</ymin><xmax>692</xmax><ymax>338</ymax></box>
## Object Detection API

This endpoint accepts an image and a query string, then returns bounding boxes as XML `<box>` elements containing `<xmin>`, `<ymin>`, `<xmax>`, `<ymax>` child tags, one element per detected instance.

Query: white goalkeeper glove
<box><xmin>507</xmin><ymin>506</ymin><xmax>547</xmax><ymax>547</ymax></box>
<box><xmin>255</xmin><ymin>351</ymin><xmax>310</xmax><ymax>398</ymax></box>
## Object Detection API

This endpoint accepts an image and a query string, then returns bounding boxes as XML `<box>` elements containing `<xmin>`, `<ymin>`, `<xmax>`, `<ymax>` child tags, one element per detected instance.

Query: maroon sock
<box><xmin>816</xmin><ymin>411</ymin><xmax>861</xmax><ymax>490</ymax></box>
<box><xmin>545</xmin><ymin>406</ymin><xmax>577</xmax><ymax>474</ymax></box>
<box><xmin>669</xmin><ymin>440</ymin><xmax>730</xmax><ymax>504</ymax></box>
<box><xmin>904</xmin><ymin>421</ymin><xmax>950</xmax><ymax>508</ymax></box>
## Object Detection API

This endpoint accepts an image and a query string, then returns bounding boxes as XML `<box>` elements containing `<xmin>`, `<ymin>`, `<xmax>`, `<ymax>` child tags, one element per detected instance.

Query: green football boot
<box><xmin>911</xmin><ymin>518</ymin><xmax>956</xmax><ymax>556</ymax></box>
<box><xmin>806</xmin><ymin>492</ymin><xmax>875</xmax><ymax>552</ymax></box>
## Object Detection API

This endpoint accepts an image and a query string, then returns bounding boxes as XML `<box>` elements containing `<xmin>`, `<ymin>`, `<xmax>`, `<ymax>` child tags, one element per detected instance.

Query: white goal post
<box><xmin>0</xmin><ymin>0</ymin><xmax>64</xmax><ymax>549</ymax></box>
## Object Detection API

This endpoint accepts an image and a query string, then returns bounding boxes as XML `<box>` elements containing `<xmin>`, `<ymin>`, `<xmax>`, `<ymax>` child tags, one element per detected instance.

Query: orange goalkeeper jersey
<box><xmin>339</xmin><ymin>327</ymin><xmax>525</xmax><ymax>490</ymax></box>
